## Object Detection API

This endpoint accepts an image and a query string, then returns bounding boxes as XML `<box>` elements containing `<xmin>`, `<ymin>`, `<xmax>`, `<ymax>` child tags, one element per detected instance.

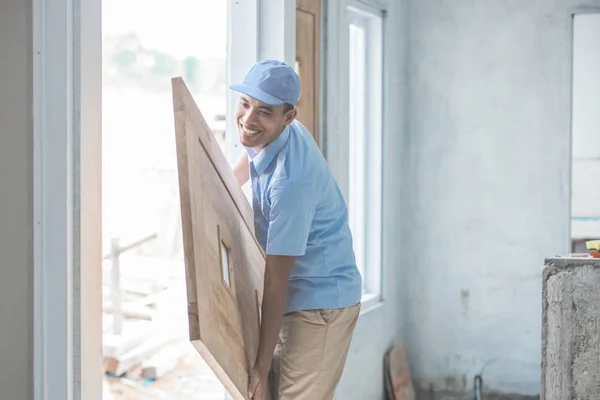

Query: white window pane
<box><xmin>571</xmin><ymin>13</ymin><xmax>600</xmax><ymax>239</ymax></box>
<box><xmin>364</xmin><ymin>14</ymin><xmax>383</xmax><ymax>296</ymax></box>
<box><xmin>572</xmin><ymin>13</ymin><xmax>600</xmax><ymax>159</ymax></box>
<box><xmin>348</xmin><ymin>22</ymin><xmax>367</xmax><ymax>291</ymax></box>
<box><xmin>347</xmin><ymin>5</ymin><xmax>383</xmax><ymax>299</ymax></box>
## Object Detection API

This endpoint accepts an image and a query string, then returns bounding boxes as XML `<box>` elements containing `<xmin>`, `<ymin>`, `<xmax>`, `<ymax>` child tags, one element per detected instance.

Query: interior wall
<box><xmin>333</xmin><ymin>0</ymin><xmax>408</xmax><ymax>398</ymax></box>
<box><xmin>0</xmin><ymin>0</ymin><xmax>34</xmax><ymax>398</ymax></box>
<box><xmin>405</xmin><ymin>0</ymin><xmax>600</xmax><ymax>395</ymax></box>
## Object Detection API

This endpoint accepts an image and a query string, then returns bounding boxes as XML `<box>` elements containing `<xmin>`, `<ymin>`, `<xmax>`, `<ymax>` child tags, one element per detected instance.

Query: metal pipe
<box><xmin>474</xmin><ymin>375</ymin><xmax>482</xmax><ymax>400</ymax></box>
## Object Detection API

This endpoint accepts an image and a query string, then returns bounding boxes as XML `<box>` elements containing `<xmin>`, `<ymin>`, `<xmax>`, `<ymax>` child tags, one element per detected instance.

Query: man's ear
<box><xmin>284</xmin><ymin>108</ymin><xmax>297</xmax><ymax>125</ymax></box>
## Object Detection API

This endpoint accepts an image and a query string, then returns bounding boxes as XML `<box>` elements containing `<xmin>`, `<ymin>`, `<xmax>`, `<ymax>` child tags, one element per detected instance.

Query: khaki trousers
<box><xmin>269</xmin><ymin>303</ymin><xmax>361</xmax><ymax>400</ymax></box>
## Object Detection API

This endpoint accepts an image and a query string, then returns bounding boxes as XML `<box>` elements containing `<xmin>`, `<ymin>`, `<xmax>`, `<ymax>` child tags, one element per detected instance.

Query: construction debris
<box><xmin>101</xmin><ymin>253</ymin><xmax>230</xmax><ymax>398</ymax></box>
<box><xmin>101</xmin><ymin>253</ymin><xmax>191</xmax><ymax>382</ymax></box>
<box><xmin>385</xmin><ymin>344</ymin><xmax>416</xmax><ymax>400</ymax></box>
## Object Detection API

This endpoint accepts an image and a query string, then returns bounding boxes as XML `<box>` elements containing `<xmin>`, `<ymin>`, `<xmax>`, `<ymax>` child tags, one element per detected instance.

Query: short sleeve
<box><xmin>266</xmin><ymin>181</ymin><xmax>317</xmax><ymax>256</ymax></box>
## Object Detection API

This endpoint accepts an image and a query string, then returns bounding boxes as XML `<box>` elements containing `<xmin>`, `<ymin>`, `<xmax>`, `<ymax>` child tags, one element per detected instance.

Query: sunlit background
<box><xmin>101</xmin><ymin>1</ymin><xmax>230</xmax><ymax>398</ymax></box>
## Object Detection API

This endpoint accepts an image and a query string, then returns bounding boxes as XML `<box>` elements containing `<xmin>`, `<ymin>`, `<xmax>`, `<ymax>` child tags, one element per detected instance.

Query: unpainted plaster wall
<box><xmin>404</xmin><ymin>0</ymin><xmax>600</xmax><ymax>395</ymax></box>
<box><xmin>0</xmin><ymin>0</ymin><xmax>34</xmax><ymax>398</ymax></box>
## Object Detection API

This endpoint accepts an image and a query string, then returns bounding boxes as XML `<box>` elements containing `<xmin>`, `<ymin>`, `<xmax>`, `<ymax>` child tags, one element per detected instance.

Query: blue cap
<box><xmin>229</xmin><ymin>60</ymin><xmax>301</xmax><ymax>106</ymax></box>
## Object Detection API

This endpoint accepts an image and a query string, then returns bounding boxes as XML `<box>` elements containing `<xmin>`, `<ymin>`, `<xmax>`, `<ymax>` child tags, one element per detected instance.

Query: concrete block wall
<box><xmin>542</xmin><ymin>258</ymin><xmax>600</xmax><ymax>400</ymax></box>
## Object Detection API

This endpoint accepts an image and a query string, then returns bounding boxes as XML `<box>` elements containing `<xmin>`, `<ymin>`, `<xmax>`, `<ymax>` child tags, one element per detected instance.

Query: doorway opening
<box><xmin>101</xmin><ymin>0</ymin><xmax>229</xmax><ymax>398</ymax></box>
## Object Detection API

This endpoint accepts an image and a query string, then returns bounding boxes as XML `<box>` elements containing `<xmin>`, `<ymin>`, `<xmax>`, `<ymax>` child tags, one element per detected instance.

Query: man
<box><xmin>229</xmin><ymin>60</ymin><xmax>362</xmax><ymax>400</ymax></box>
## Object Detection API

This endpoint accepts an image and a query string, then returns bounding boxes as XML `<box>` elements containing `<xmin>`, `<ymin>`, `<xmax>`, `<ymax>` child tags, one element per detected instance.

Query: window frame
<box><xmin>326</xmin><ymin>0</ymin><xmax>386</xmax><ymax>310</ymax></box>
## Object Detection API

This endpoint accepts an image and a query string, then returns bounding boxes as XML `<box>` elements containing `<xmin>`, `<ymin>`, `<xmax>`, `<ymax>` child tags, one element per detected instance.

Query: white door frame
<box><xmin>33</xmin><ymin>0</ymin><xmax>103</xmax><ymax>399</ymax></box>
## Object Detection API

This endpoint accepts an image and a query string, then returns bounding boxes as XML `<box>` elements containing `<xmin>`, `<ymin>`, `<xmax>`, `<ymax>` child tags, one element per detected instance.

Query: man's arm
<box><xmin>253</xmin><ymin>254</ymin><xmax>295</xmax><ymax>376</ymax></box>
<box><xmin>232</xmin><ymin>150</ymin><xmax>249</xmax><ymax>186</ymax></box>
<box><xmin>251</xmin><ymin>181</ymin><xmax>316</xmax><ymax>376</ymax></box>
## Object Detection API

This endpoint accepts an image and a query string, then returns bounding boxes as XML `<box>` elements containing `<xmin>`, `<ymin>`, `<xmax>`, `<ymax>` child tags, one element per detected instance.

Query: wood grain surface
<box><xmin>172</xmin><ymin>78</ymin><xmax>268</xmax><ymax>400</ymax></box>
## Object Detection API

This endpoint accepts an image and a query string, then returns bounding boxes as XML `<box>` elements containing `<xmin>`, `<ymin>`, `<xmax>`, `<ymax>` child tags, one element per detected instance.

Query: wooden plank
<box><xmin>104</xmin><ymin>329</ymin><xmax>179</xmax><ymax>376</ymax></box>
<box><xmin>384</xmin><ymin>347</ymin><xmax>394</xmax><ymax>399</ymax></box>
<box><xmin>103</xmin><ymin>303</ymin><xmax>154</xmax><ymax>321</ymax></box>
<box><xmin>171</xmin><ymin>78</ymin><xmax>268</xmax><ymax>400</ymax></box>
<box><xmin>103</xmin><ymin>320</ymin><xmax>154</xmax><ymax>358</ymax></box>
<box><xmin>141</xmin><ymin>342</ymin><xmax>187</xmax><ymax>380</ymax></box>
<box><xmin>296</xmin><ymin>0</ymin><xmax>321</xmax><ymax>145</ymax></box>
<box><xmin>385</xmin><ymin>344</ymin><xmax>416</xmax><ymax>400</ymax></box>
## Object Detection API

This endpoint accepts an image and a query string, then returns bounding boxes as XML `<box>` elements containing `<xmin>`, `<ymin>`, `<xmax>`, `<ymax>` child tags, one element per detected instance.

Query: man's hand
<box><xmin>247</xmin><ymin>366</ymin><xmax>268</xmax><ymax>400</ymax></box>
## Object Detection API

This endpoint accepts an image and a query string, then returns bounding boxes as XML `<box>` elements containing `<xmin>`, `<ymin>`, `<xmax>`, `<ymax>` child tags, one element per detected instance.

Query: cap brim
<box><xmin>229</xmin><ymin>83</ymin><xmax>285</xmax><ymax>105</ymax></box>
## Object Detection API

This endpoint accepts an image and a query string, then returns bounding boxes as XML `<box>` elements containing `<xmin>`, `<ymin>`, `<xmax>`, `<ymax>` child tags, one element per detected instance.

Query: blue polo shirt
<box><xmin>246</xmin><ymin>120</ymin><xmax>362</xmax><ymax>313</ymax></box>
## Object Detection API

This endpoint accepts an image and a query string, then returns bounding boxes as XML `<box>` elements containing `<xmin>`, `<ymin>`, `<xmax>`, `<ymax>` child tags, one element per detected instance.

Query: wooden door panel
<box><xmin>172</xmin><ymin>77</ymin><xmax>268</xmax><ymax>400</ymax></box>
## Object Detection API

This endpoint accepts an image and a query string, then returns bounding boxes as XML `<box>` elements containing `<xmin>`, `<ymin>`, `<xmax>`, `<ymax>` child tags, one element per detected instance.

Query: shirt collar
<box><xmin>246</xmin><ymin>125</ymin><xmax>291</xmax><ymax>176</ymax></box>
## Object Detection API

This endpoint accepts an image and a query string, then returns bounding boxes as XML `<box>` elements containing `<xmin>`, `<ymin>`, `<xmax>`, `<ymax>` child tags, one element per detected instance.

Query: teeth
<box><xmin>242</xmin><ymin>125</ymin><xmax>260</xmax><ymax>135</ymax></box>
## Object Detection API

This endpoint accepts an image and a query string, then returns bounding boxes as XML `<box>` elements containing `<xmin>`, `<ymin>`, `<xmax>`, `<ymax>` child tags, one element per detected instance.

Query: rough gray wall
<box><xmin>542</xmin><ymin>258</ymin><xmax>600</xmax><ymax>400</ymax></box>
<box><xmin>334</xmin><ymin>0</ymin><xmax>408</xmax><ymax>398</ymax></box>
<box><xmin>405</xmin><ymin>0</ymin><xmax>600</xmax><ymax>395</ymax></box>
<box><xmin>0</xmin><ymin>0</ymin><xmax>34</xmax><ymax>399</ymax></box>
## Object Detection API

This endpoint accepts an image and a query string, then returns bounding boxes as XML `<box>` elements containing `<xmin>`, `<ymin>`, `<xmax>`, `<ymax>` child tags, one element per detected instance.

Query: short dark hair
<box><xmin>282</xmin><ymin>103</ymin><xmax>294</xmax><ymax>114</ymax></box>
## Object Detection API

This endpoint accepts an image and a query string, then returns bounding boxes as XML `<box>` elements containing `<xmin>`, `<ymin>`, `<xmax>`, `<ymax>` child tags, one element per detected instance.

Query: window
<box><xmin>570</xmin><ymin>13</ymin><xmax>600</xmax><ymax>245</ymax></box>
<box><xmin>347</xmin><ymin>3</ymin><xmax>384</xmax><ymax>303</ymax></box>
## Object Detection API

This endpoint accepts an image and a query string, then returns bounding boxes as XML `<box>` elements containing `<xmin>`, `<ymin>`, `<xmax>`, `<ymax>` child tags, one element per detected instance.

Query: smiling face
<box><xmin>235</xmin><ymin>95</ymin><xmax>297</xmax><ymax>151</ymax></box>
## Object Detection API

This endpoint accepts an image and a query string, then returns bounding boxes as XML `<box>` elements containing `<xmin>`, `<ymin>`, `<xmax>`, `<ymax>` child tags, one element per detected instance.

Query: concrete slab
<box><xmin>542</xmin><ymin>257</ymin><xmax>600</xmax><ymax>399</ymax></box>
